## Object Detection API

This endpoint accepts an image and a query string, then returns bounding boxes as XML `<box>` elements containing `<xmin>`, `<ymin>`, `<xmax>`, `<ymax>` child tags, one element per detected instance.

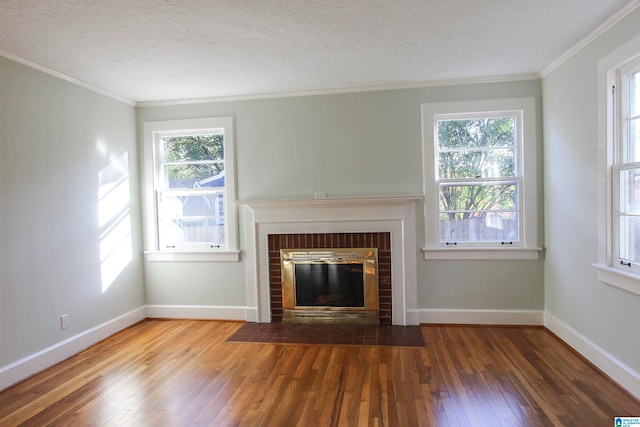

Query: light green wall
<box><xmin>542</xmin><ymin>9</ymin><xmax>640</xmax><ymax>372</ymax></box>
<box><xmin>138</xmin><ymin>80</ymin><xmax>544</xmax><ymax>311</ymax></box>
<box><xmin>0</xmin><ymin>57</ymin><xmax>145</xmax><ymax>367</ymax></box>
<box><xmin>144</xmin><ymin>261</ymin><xmax>246</xmax><ymax>306</ymax></box>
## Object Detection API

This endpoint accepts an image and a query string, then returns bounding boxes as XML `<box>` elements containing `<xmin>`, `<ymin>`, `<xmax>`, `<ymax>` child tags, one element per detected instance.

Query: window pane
<box><xmin>439</xmin><ymin>211</ymin><xmax>518</xmax><ymax>242</ymax></box>
<box><xmin>437</xmin><ymin>117</ymin><xmax>515</xmax><ymax>149</ymax></box>
<box><xmin>161</xmin><ymin>134</ymin><xmax>224</xmax><ymax>162</ymax></box>
<box><xmin>630</xmin><ymin>70</ymin><xmax>639</xmax><ymax>118</ymax></box>
<box><xmin>158</xmin><ymin>192</ymin><xmax>225</xmax><ymax>247</ymax></box>
<box><xmin>439</xmin><ymin>183</ymin><xmax>517</xmax><ymax>212</ymax></box>
<box><xmin>160</xmin><ymin>134</ymin><xmax>225</xmax><ymax>188</ymax></box>
<box><xmin>438</xmin><ymin>148</ymin><xmax>515</xmax><ymax>178</ymax></box>
<box><xmin>163</xmin><ymin>164</ymin><xmax>225</xmax><ymax>189</ymax></box>
<box><xmin>619</xmin><ymin>167</ymin><xmax>640</xmax><ymax>214</ymax></box>
<box><xmin>619</xmin><ymin>216</ymin><xmax>640</xmax><ymax>264</ymax></box>
<box><xmin>618</xmin><ymin>168</ymin><xmax>640</xmax><ymax>264</ymax></box>
<box><xmin>159</xmin><ymin>218</ymin><xmax>225</xmax><ymax>246</ymax></box>
<box><xmin>439</xmin><ymin>183</ymin><xmax>519</xmax><ymax>242</ymax></box>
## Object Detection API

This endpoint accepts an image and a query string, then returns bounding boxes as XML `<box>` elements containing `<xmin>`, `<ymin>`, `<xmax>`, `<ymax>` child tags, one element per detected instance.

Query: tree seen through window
<box><xmin>436</xmin><ymin>117</ymin><xmax>519</xmax><ymax>243</ymax></box>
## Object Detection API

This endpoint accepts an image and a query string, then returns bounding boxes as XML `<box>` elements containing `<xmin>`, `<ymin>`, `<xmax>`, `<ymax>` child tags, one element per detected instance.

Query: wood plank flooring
<box><xmin>0</xmin><ymin>319</ymin><xmax>638</xmax><ymax>426</ymax></box>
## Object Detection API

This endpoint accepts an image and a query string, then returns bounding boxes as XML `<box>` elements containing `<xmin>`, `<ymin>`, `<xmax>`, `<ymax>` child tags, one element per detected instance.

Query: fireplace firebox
<box><xmin>281</xmin><ymin>248</ymin><xmax>379</xmax><ymax>324</ymax></box>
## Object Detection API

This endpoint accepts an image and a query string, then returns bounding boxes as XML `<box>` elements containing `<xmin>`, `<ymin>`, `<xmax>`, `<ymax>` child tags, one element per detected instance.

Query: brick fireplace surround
<box><xmin>268</xmin><ymin>232</ymin><xmax>392</xmax><ymax>324</ymax></box>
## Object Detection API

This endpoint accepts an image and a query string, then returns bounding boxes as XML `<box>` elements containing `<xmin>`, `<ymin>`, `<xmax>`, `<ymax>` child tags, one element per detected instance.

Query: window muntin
<box><xmin>434</xmin><ymin>112</ymin><xmax>522</xmax><ymax>245</ymax></box>
<box><xmin>142</xmin><ymin>117</ymin><xmax>237</xmax><ymax>257</ymax></box>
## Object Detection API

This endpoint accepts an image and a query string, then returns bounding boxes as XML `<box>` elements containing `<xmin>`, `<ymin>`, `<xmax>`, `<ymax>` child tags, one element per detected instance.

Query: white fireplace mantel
<box><xmin>240</xmin><ymin>196</ymin><xmax>421</xmax><ymax>325</ymax></box>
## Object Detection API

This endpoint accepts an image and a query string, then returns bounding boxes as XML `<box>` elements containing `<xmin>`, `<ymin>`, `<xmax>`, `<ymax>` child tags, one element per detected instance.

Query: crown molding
<box><xmin>0</xmin><ymin>47</ymin><xmax>539</xmax><ymax>107</ymax></box>
<box><xmin>0</xmin><ymin>49</ymin><xmax>136</xmax><ymax>106</ymax></box>
<box><xmin>540</xmin><ymin>0</ymin><xmax>640</xmax><ymax>77</ymax></box>
<box><xmin>135</xmin><ymin>74</ymin><xmax>541</xmax><ymax>107</ymax></box>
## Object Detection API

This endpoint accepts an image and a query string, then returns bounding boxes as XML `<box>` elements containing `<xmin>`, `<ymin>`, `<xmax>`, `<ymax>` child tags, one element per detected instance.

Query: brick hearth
<box><xmin>268</xmin><ymin>232</ymin><xmax>392</xmax><ymax>325</ymax></box>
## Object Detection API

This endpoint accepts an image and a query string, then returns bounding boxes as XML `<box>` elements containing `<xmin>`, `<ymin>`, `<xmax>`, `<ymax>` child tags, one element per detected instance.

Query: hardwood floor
<box><xmin>0</xmin><ymin>320</ymin><xmax>638</xmax><ymax>426</ymax></box>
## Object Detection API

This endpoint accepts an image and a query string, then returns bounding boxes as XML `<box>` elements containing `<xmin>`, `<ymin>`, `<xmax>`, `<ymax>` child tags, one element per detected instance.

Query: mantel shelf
<box><xmin>237</xmin><ymin>195</ymin><xmax>423</xmax><ymax>207</ymax></box>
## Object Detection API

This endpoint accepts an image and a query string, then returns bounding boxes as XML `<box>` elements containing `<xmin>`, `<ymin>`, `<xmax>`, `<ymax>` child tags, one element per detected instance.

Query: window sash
<box><xmin>438</xmin><ymin>180</ymin><xmax>520</xmax><ymax>244</ymax></box>
<box><xmin>620</xmin><ymin>64</ymin><xmax>640</xmax><ymax>164</ymax></box>
<box><xmin>156</xmin><ymin>189</ymin><xmax>226</xmax><ymax>250</ymax></box>
<box><xmin>613</xmin><ymin>163</ymin><xmax>640</xmax><ymax>269</ymax></box>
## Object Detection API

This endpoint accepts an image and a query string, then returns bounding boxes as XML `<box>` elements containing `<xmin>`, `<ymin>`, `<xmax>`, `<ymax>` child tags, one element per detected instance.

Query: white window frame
<box><xmin>421</xmin><ymin>98</ymin><xmax>540</xmax><ymax>260</ymax></box>
<box><xmin>594</xmin><ymin>35</ymin><xmax>640</xmax><ymax>295</ymax></box>
<box><xmin>142</xmin><ymin>117</ymin><xmax>239</xmax><ymax>262</ymax></box>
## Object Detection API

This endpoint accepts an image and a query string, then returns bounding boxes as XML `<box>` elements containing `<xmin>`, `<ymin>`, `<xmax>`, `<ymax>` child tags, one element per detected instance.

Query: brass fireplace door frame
<box><xmin>280</xmin><ymin>248</ymin><xmax>379</xmax><ymax>324</ymax></box>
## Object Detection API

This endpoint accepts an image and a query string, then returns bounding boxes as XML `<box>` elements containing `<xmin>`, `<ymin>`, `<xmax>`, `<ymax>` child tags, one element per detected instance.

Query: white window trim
<box><xmin>421</xmin><ymin>97</ymin><xmax>541</xmax><ymax>260</ymax></box>
<box><xmin>594</xmin><ymin>34</ymin><xmax>640</xmax><ymax>294</ymax></box>
<box><xmin>142</xmin><ymin>117</ymin><xmax>239</xmax><ymax>262</ymax></box>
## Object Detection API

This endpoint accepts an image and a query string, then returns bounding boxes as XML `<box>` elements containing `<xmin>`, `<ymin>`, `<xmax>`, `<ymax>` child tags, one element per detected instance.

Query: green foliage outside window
<box><xmin>161</xmin><ymin>134</ymin><xmax>224</xmax><ymax>188</ymax></box>
<box><xmin>437</xmin><ymin>117</ymin><xmax>517</xmax><ymax>221</ymax></box>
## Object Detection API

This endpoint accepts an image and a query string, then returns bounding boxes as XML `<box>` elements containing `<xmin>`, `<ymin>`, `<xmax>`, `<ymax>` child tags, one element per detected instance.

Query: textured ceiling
<box><xmin>0</xmin><ymin>0</ymin><xmax>635</xmax><ymax>103</ymax></box>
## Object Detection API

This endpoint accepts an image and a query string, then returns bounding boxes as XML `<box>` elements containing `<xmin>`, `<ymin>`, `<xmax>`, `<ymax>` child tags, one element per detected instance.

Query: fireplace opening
<box><xmin>295</xmin><ymin>263</ymin><xmax>365</xmax><ymax>307</ymax></box>
<box><xmin>281</xmin><ymin>248</ymin><xmax>379</xmax><ymax>324</ymax></box>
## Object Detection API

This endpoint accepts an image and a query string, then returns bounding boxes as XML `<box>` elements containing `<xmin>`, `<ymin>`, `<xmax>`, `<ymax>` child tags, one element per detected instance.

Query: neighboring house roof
<box><xmin>177</xmin><ymin>170</ymin><xmax>225</xmax><ymax>220</ymax></box>
<box><xmin>195</xmin><ymin>170</ymin><xmax>225</xmax><ymax>188</ymax></box>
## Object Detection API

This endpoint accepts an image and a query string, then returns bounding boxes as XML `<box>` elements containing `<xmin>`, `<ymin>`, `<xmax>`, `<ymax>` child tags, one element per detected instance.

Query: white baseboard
<box><xmin>245</xmin><ymin>308</ymin><xmax>259</xmax><ymax>323</ymax></box>
<box><xmin>145</xmin><ymin>304</ymin><xmax>249</xmax><ymax>321</ymax></box>
<box><xmin>418</xmin><ymin>309</ymin><xmax>544</xmax><ymax>325</ymax></box>
<box><xmin>405</xmin><ymin>310</ymin><xmax>421</xmax><ymax>326</ymax></box>
<box><xmin>0</xmin><ymin>306</ymin><xmax>146</xmax><ymax>392</ymax></box>
<box><xmin>544</xmin><ymin>312</ymin><xmax>640</xmax><ymax>400</ymax></box>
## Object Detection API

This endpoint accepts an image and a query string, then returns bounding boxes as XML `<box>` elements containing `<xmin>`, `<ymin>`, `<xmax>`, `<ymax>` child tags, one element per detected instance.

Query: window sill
<box><xmin>423</xmin><ymin>247</ymin><xmax>542</xmax><ymax>260</ymax></box>
<box><xmin>592</xmin><ymin>263</ymin><xmax>640</xmax><ymax>296</ymax></box>
<box><xmin>144</xmin><ymin>250</ymin><xmax>240</xmax><ymax>262</ymax></box>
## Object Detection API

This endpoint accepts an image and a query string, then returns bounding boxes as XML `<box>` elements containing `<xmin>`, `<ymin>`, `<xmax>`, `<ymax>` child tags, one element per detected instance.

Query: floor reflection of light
<box><xmin>97</xmin><ymin>371</ymin><xmax>145</xmax><ymax>422</ymax></box>
<box><xmin>98</xmin><ymin>152</ymin><xmax>133</xmax><ymax>293</ymax></box>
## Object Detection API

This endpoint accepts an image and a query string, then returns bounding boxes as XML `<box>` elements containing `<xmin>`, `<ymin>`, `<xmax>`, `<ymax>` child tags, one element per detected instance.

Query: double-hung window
<box><xmin>596</xmin><ymin>38</ymin><xmax>640</xmax><ymax>293</ymax></box>
<box><xmin>614</xmin><ymin>57</ymin><xmax>640</xmax><ymax>271</ymax></box>
<box><xmin>422</xmin><ymin>98</ymin><xmax>539</xmax><ymax>260</ymax></box>
<box><xmin>142</xmin><ymin>117</ymin><xmax>239</xmax><ymax>261</ymax></box>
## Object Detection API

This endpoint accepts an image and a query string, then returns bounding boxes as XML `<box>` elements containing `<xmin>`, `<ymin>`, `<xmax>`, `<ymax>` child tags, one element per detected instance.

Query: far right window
<box><xmin>614</xmin><ymin>56</ymin><xmax>640</xmax><ymax>270</ymax></box>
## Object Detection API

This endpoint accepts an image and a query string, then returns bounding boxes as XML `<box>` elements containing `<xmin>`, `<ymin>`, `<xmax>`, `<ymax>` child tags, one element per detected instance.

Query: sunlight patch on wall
<box><xmin>98</xmin><ymin>150</ymin><xmax>133</xmax><ymax>293</ymax></box>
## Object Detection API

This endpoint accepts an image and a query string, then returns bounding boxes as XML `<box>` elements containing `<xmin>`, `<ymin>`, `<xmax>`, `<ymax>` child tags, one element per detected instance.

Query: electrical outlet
<box><xmin>61</xmin><ymin>314</ymin><xmax>70</xmax><ymax>330</ymax></box>
<box><xmin>314</xmin><ymin>192</ymin><xmax>327</xmax><ymax>199</ymax></box>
